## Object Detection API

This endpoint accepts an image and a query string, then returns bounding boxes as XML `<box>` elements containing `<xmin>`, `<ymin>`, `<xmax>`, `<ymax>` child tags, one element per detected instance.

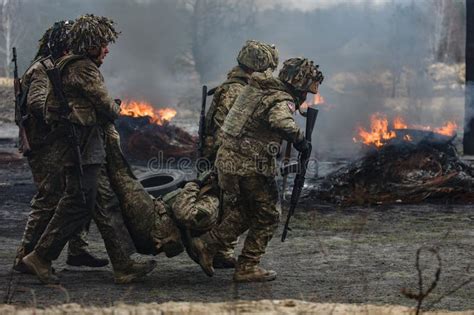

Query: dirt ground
<box><xmin>0</xmin><ymin>140</ymin><xmax>473</xmax><ymax>312</ymax></box>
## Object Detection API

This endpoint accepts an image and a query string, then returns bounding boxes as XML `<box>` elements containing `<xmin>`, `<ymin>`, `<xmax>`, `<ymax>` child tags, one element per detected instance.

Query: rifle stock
<box><xmin>197</xmin><ymin>85</ymin><xmax>207</xmax><ymax>161</ymax></box>
<box><xmin>42</xmin><ymin>58</ymin><xmax>85</xmax><ymax>203</ymax></box>
<box><xmin>281</xmin><ymin>107</ymin><xmax>318</xmax><ymax>242</ymax></box>
<box><xmin>12</xmin><ymin>47</ymin><xmax>32</xmax><ymax>156</ymax></box>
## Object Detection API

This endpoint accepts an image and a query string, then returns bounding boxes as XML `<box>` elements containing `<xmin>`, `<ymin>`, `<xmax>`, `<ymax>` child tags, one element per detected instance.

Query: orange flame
<box><xmin>356</xmin><ymin>113</ymin><xmax>396</xmax><ymax>148</ymax></box>
<box><xmin>300</xmin><ymin>92</ymin><xmax>325</xmax><ymax>110</ymax></box>
<box><xmin>393</xmin><ymin>117</ymin><xmax>408</xmax><ymax>129</ymax></box>
<box><xmin>434</xmin><ymin>121</ymin><xmax>458</xmax><ymax>136</ymax></box>
<box><xmin>120</xmin><ymin>100</ymin><xmax>177</xmax><ymax>125</ymax></box>
<box><xmin>354</xmin><ymin>113</ymin><xmax>458</xmax><ymax>148</ymax></box>
<box><xmin>314</xmin><ymin>93</ymin><xmax>325</xmax><ymax>105</ymax></box>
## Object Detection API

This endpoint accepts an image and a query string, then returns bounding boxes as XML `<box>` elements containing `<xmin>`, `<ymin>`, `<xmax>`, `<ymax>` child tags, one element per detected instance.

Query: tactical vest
<box><xmin>218</xmin><ymin>80</ymin><xmax>295</xmax><ymax>177</ymax></box>
<box><xmin>204</xmin><ymin>76</ymin><xmax>248</xmax><ymax>136</ymax></box>
<box><xmin>222</xmin><ymin>84</ymin><xmax>293</xmax><ymax>142</ymax></box>
<box><xmin>44</xmin><ymin>55</ymin><xmax>87</xmax><ymax>124</ymax></box>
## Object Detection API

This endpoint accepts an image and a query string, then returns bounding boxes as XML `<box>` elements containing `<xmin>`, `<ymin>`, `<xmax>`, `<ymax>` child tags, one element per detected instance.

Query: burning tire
<box><xmin>138</xmin><ymin>170</ymin><xmax>187</xmax><ymax>198</ymax></box>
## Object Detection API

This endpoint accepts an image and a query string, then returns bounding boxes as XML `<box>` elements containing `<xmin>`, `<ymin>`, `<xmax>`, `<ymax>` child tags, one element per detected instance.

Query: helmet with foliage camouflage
<box><xmin>237</xmin><ymin>40</ymin><xmax>279</xmax><ymax>72</ymax></box>
<box><xmin>69</xmin><ymin>14</ymin><xmax>120</xmax><ymax>55</ymax></box>
<box><xmin>278</xmin><ymin>57</ymin><xmax>324</xmax><ymax>93</ymax></box>
<box><xmin>34</xmin><ymin>27</ymin><xmax>53</xmax><ymax>60</ymax></box>
<box><xmin>48</xmin><ymin>20</ymin><xmax>74</xmax><ymax>60</ymax></box>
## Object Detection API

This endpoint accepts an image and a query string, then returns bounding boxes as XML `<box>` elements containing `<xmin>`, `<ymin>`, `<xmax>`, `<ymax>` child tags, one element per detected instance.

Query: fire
<box><xmin>393</xmin><ymin>117</ymin><xmax>408</xmax><ymax>129</ymax></box>
<box><xmin>300</xmin><ymin>92</ymin><xmax>325</xmax><ymax>110</ymax></box>
<box><xmin>434</xmin><ymin>121</ymin><xmax>458</xmax><ymax>136</ymax></box>
<box><xmin>120</xmin><ymin>100</ymin><xmax>177</xmax><ymax>125</ymax></box>
<box><xmin>356</xmin><ymin>113</ymin><xmax>396</xmax><ymax>148</ymax></box>
<box><xmin>313</xmin><ymin>93</ymin><xmax>325</xmax><ymax>105</ymax></box>
<box><xmin>354</xmin><ymin>113</ymin><xmax>457</xmax><ymax>148</ymax></box>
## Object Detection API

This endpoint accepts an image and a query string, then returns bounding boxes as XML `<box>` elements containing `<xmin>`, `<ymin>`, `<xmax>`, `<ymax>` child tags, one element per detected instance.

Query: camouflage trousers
<box><xmin>214</xmin><ymin>191</ymin><xmax>239</xmax><ymax>260</ymax></box>
<box><xmin>34</xmin><ymin>164</ymin><xmax>135</xmax><ymax>270</ymax></box>
<box><xmin>208</xmin><ymin>173</ymin><xmax>280</xmax><ymax>267</ymax></box>
<box><xmin>15</xmin><ymin>151</ymin><xmax>89</xmax><ymax>264</ymax></box>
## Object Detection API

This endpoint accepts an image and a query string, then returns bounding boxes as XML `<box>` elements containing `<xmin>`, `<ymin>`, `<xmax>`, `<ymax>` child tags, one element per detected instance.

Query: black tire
<box><xmin>138</xmin><ymin>169</ymin><xmax>187</xmax><ymax>198</ymax></box>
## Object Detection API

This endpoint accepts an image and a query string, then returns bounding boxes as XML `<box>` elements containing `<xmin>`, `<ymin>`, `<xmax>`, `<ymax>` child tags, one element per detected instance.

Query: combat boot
<box><xmin>22</xmin><ymin>251</ymin><xmax>59</xmax><ymax>284</ymax></box>
<box><xmin>213</xmin><ymin>254</ymin><xmax>237</xmax><ymax>269</ymax></box>
<box><xmin>233</xmin><ymin>265</ymin><xmax>277</xmax><ymax>283</ymax></box>
<box><xmin>13</xmin><ymin>245</ymin><xmax>32</xmax><ymax>274</ymax></box>
<box><xmin>66</xmin><ymin>252</ymin><xmax>109</xmax><ymax>267</ymax></box>
<box><xmin>188</xmin><ymin>237</ymin><xmax>215</xmax><ymax>277</ymax></box>
<box><xmin>113</xmin><ymin>255</ymin><xmax>157</xmax><ymax>284</ymax></box>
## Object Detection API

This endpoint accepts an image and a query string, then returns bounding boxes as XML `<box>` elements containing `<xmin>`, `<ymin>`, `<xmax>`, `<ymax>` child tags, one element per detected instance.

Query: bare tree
<box><xmin>179</xmin><ymin>0</ymin><xmax>257</xmax><ymax>83</ymax></box>
<box><xmin>431</xmin><ymin>0</ymin><xmax>465</xmax><ymax>64</ymax></box>
<box><xmin>463</xmin><ymin>0</ymin><xmax>474</xmax><ymax>154</ymax></box>
<box><xmin>0</xmin><ymin>0</ymin><xmax>24</xmax><ymax>77</ymax></box>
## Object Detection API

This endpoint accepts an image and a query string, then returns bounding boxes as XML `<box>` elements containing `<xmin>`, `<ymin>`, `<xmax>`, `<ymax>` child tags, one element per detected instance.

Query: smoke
<box><xmin>17</xmin><ymin>0</ymin><xmax>465</xmax><ymax>158</ymax></box>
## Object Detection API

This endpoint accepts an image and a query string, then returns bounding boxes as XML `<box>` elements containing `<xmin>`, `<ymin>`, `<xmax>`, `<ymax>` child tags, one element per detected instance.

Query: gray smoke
<box><xmin>17</xmin><ymin>0</ymin><xmax>465</xmax><ymax>158</ymax></box>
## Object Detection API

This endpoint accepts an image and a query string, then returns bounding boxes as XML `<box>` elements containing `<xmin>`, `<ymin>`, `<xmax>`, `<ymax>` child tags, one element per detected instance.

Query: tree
<box><xmin>463</xmin><ymin>0</ymin><xmax>474</xmax><ymax>154</ymax></box>
<box><xmin>432</xmin><ymin>0</ymin><xmax>465</xmax><ymax>64</ymax></box>
<box><xmin>0</xmin><ymin>0</ymin><xmax>24</xmax><ymax>77</ymax></box>
<box><xmin>179</xmin><ymin>0</ymin><xmax>256</xmax><ymax>84</ymax></box>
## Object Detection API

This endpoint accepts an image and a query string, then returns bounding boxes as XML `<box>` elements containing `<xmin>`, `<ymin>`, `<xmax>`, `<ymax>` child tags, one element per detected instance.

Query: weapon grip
<box><xmin>305</xmin><ymin>107</ymin><xmax>319</xmax><ymax>142</ymax></box>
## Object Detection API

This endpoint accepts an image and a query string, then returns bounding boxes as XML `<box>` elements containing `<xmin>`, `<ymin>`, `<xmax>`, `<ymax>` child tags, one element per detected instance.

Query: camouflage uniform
<box><xmin>193</xmin><ymin>58</ymin><xmax>323</xmax><ymax>281</ymax></box>
<box><xmin>104</xmin><ymin>124</ymin><xmax>219</xmax><ymax>257</ymax></box>
<box><xmin>202</xmin><ymin>40</ymin><xmax>279</xmax><ymax>263</ymax></box>
<box><xmin>31</xmin><ymin>51</ymin><xmax>143</xmax><ymax>270</ymax></box>
<box><xmin>15</xmin><ymin>23</ymin><xmax>92</xmax><ymax>268</ymax></box>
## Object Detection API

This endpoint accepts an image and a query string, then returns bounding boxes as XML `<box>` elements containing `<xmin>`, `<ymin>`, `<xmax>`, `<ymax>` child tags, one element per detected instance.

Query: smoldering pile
<box><xmin>309</xmin><ymin>130</ymin><xmax>474</xmax><ymax>206</ymax></box>
<box><xmin>115</xmin><ymin>116</ymin><xmax>197</xmax><ymax>161</ymax></box>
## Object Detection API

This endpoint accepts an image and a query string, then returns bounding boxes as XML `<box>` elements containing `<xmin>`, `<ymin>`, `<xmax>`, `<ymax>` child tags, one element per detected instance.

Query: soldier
<box><xmin>22</xmin><ymin>14</ymin><xmax>156</xmax><ymax>284</ymax></box>
<box><xmin>104</xmin><ymin>124</ymin><xmax>219</xmax><ymax>258</ymax></box>
<box><xmin>14</xmin><ymin>21</ymin><xmax>109</xmax><ymax>275</ymax></box>
<box><xmin>202</xmin><ymin>40</ymin><xmax>278</xmax><ymax>268</ymax></box>
<box><xmin>189</xmin><ymin>58</ymin><xmax>324</xmax><ymax>282</ymax></box>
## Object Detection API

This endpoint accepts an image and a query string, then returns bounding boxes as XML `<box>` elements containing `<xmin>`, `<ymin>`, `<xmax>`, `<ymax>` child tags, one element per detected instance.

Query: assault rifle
<box><xmin>13</xmin><ymin>47</ymin><xmax>31</xmax><ymax>156</ymax></box>
<box><xmin>281</xmin><ymin>106</ymin><xmax>318</xmax><ymax>242</ymax></box>
<box><xmin>41</xmin><ymin>58</ymin><xmax>85</xmax><ymax>203</ymax></box>
<box><xmin>197</xmin><ymin>85</ymin><xmax>207</xmax><ymax>160</ymax></box>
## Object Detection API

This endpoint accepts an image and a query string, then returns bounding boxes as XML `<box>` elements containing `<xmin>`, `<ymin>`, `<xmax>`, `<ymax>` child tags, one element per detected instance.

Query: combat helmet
<box><xmin>69</xmin><ymin>14</ymin><xmax>120</xmax><ymax>55</ymax></box>
<box><xmin>237</xmin><ymin>40</ymin><xmax>279</xmax><ymax>72</ymax></box>
<box><xmin>48</xmin><ymin>20</ymin><xmax>74</xmax><ymax>60</ymax></box>
<box><xmin>34</xmin><ymin>27</ymin><xmax>53</xmax><ymax>60</ymax></box>
<box><xmin>278</xmin><ymin>57</ymin><xmax>324</xmax><ymax>94</ymax></box>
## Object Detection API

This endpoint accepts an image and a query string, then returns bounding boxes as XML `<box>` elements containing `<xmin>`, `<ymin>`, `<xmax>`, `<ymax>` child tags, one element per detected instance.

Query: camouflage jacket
<box><xmin>44</xmin><ymin>55</ymin><xmax>121</xmax><ymax>165</ymax></box>
<box><xmin>202</xmin><ymin>66</ymin><xmax>250</xmax><ymax>162</ymax></box>
<box><xmin>20</xmin><ymin>57</ymin><xmax>51</xmax><ymax>150</ymax></box>
<box><xmin>45</xmin><ymin>55</ymin><xmax>120</xmax><ymax>126</ymax></box>
<box><xmin>163</xmin><ymin>182</ymin><xmax>219</xmax><ymax>232</ymax></box>
<box><xmin>216</xmin><ymin>71</ymin><xmax>304</xmax><ymax>177</ymax></box>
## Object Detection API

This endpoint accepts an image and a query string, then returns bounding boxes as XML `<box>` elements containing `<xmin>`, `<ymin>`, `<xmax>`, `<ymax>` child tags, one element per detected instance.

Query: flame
<box><xmin>354</xmin><ymin>113</ymin><xmax>458</xmax><ymax>148</ymax></box>
<box><xmin>313</xmin><ymin>93</ymin><xmax>325</xmax><ymax>105</ymax></box>
<box><xmin>393</xmin><ymin>117</ymin><xmax>408</xmax><ymax>129</ymax></box>
<box><xmin>300</xmin><ymin>92</ymin><xmax>325</xmax><ymax>110</ymax></box>
<box><xmin>120</xmin><ymin>100</ymin><xmax>177</xmax><ymax>125</ymax></box>
<box><xmin>356</xmin><ymin>113</ymin><xmax>396</xmax><ymax>148</ymax></box>
<box><xmin>434</xmin><ymin>121</ymin><xmax>458</xmax><ymax>136</ymax></box>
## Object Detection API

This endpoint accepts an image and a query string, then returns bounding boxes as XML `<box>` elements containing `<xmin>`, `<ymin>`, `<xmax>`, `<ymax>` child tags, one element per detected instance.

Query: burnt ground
<box><xmin>0</xmin><ymin>141</ymin><xmax>473</xmax><ymax>311</ymax></box>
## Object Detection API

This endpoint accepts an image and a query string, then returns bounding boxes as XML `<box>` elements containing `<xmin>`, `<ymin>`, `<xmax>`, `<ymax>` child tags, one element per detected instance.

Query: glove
<box><xmin>293</xmin><ymin>138</ymin><xmax>311</xmax><ymax>153</ymax></box>
<box><xmin>114</xmin><ymin>99</ymin><xmax>122</xmax><ymax>106</ymax></box>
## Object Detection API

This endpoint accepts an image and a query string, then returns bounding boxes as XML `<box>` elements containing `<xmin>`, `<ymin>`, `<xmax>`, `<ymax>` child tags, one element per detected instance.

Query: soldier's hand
<box><xmin>293</xmin><ymin>138</ymin><xmax>311</xmax><ymax>153</ymax></box>
<box><xmin>114</xmin><ymin>99</ymin><xmax>122</xmax><ymax>106</ymax></box>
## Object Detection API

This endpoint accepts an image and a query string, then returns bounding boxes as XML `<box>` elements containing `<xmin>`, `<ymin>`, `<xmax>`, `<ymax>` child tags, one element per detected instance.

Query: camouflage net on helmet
<box><xmin>278</xmin><ymin>57</ymin><xmax>324</xmax><ymax>93</ymax></box>
<box><xmin>34</xmin><ymin>27</ymin><xmax>52</xmax><ymax>60</ymax></box>
<box><xmin>69</xmin><ymin>14</ymin><xmax>120</xmax><ymax>55</ymax></box>
<box><xmin>237</xmin><ymin>40</ymin><xmax>279</xmax><ymax>72</ymax></box>
<box><xmin>49</xmin><ymin>20</ymin><xmax>74</xmax><ymax>60</ymax></box>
